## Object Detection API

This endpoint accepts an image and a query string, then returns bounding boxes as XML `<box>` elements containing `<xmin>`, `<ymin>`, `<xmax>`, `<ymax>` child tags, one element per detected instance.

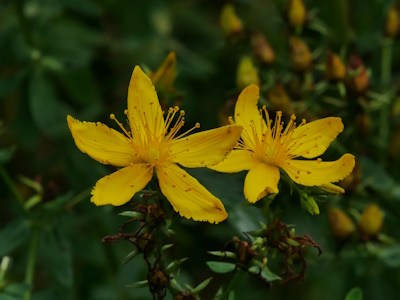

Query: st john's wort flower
<box><xmin>210</xmin><ymin>84</ymin><xmax>355</xmax><ymax>203</ymax></box>
<box><xmin>67</xmin><ymin>66</ymin><xmax>242</xmax><ymax>223</ymax></box>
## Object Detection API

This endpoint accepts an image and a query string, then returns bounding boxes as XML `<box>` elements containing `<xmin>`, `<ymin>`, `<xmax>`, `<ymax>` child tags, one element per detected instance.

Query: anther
<box><xmin>317</xmin><ymin>158</ymin><xmax>322</xmax><ymax>163</ymax></box>
<box><xmin>195</xmin><ymin>123</ymin><xmax>200</xmax><ymax>128</ymax></box>
<box><xmin>110</xmin><ymin>114</ymin><xmax>115</xmax><ymax>119</ymax></box>
<box><xmin>180</xmin><ymin>110</ymin><xmax>185</xmax><ymax>116</ymax></box>
<box><xmin>124</xmin><ymin>109</ymin><xmax>128</xmax><ymax>115</ymax></box>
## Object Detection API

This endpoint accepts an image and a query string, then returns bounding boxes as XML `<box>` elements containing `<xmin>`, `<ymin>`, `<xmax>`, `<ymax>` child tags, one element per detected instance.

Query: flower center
<box><xmin>148</xmin><ymin>146</ymin><xmax>160</xmax><ymax>164</ymax></box>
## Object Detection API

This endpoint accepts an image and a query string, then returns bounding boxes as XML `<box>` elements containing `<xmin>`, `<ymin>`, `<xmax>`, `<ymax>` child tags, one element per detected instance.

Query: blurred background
<box><xmin>1</xmin><ymin>0</ymin><xmax>400</xmax><ymax>299</ymax></box>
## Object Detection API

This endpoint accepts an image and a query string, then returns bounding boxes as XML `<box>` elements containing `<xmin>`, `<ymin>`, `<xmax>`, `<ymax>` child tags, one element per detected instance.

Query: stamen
<box><xmin>110</xmin><ymin>114</ymin><xmax>131</xmax><ymax>138</ymax></box>
<box><xmin>174</xmin><ymin>122</ymin><xmax>200</xmax><ymax>140</ymax></box>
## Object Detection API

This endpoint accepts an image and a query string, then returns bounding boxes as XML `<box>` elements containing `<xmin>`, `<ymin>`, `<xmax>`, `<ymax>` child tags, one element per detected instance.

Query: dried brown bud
<box><xmin>289</xmin><ymin>36</ymin><xmax>312</xmax><ymax>72</ymax></box>
<box><xmin>148</xmin><ymin>269</ymin><xmax>170</xmax><ymax>291</ymax></box>
<box><xmin>325</xmin><ymin>50</ymin><xmax>346</xmax><ymax>82</ymax></box>
<box><xmin>328</xmin><ymin>208</ymin><xmax>356</xmax><ymax>240</ymax></box>
<box><xmin>236</xmin><ymin>240</ymin><xmax>257</xmax><ymax>264</ymax></box>
<box><xmin>251</xmin><ymin>31</ymin><xmax>275</xmax><ymax>65</ymax></box>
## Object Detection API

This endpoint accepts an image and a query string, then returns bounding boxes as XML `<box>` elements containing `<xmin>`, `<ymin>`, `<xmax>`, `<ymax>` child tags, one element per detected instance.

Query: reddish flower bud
<box><xmin>251</xmin><ymin>31</ymin><xmax>275</xmax><ymax>65</ymax></box>
<box><xmin>346</xmin><ymin>55</ymin><xmax>369</xmax><ymax>94</ymax></box>
<box><xmin>289</xmin><ymin>36</ymin><xmax>312</xmax><ymax>72</ymax></box>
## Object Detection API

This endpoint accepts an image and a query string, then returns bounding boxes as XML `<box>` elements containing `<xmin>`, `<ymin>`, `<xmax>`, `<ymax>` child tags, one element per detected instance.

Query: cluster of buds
<box><xmin>328</xmin><ymin>203</ymin><xmax>384</xmax><ymax>242</ymax></box>
<box><xmin>208</xmin><ymin>220</ymin><xmax>322</xmax><ymax>285</ymax></box>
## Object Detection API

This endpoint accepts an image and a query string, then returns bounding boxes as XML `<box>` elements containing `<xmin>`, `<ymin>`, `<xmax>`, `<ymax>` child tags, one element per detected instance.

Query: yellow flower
<box><xmin>67</xmin><ymin>66</ymin><xmax>242</xmax><ymax>223</ymax></box>
<box><xmin>150</xmin><ymin>51</ymin><xmax>177</xmax><ymax>93</ymax></box>
<box><xmin>210</xmin><ymin>84</ymin><xmax>355</xmax><ymax>203</ymax></box>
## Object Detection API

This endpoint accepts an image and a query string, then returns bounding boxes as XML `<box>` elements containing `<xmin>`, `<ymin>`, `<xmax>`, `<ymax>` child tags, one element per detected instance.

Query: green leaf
<box><xmin>166</xmin><ymin>258</ymin><xmax>188</xmax><ymax>274</ymax></box>
<box><xmin>43</xmin><ymin>192</ymin><xmax>74</xmax><ymax>210</ymax></box>
<box><xmin>190</xmin><ymin>277</ymin><xmax>212</xmax><ymax>294</ymax></box>
<box><xmin>286</xmin><ymin>238</ymin><xmax>300</xmax><ymax>247</ymax></box>
<box><xmin>161</xmin><ymin>244</ymin><xmax>174</xmax><ymax>253</ymax></box>
<box><xmin>168</xmin><ymin>278</ymin><xmax>184</xmax><ymax>292</ymax></box>
<box><xmin>118</xmin><ymin>211</ymin><xmax>144</xmax><ymax>219</ymax></box>
<box><xmin>29</xmin><ymin>70</ymin><xmax>72</xmax><ymax>138</ymax></box>
<box><xmin>0</xmin><ymin>146</ymin><xmax>16</xmax><ymax>164</ymax></box>
<box><xmin>378</xmin><ymin>245</ymin><xmax>400</xmax><ymax>268</ymax></box>
<box><xmin>0</xmin><ymin>219</ymin><xmax>31</xmax><ymax>257</ymax></box>
<box><xmin>121</xmin><ymin>249</ymin><xmax>140</xmax><ymax>266</ymax></box>
<box><xmin>41</xmin><ymin>232</ymin><xmax>73</xmax><ymax>287</ymax></box>
<box><xmin>18</xmin><ymin>176</ymin><xmax>42</xmax><ymax>193</ymax></box>
<box><xmin>126</xmin><ymin>280</ymin><xmax>148</xmax><ymax>288</ymax></box>
<box><xmin>206</xmin><ymin>262</ymin><xmax>236</xmax><ymax>274</ymax></box>
<box><xmin>208</xmin><ymin>251</ymin><xmax>237</xmax><ymax>259</ymax></box>
<box><xmin>248</xmin><ymin>266</ymin><xmax>281</xmax><ymax>281</ymax></box>
<box><xmin>1</xmin><ymin>283</ymin><xmax>31</xmax><ymax>299</ymax></box>
<box><xmin>345</xmin><ymin>287</ymin><xmax>363</xmax><ymax>300</ymax></box>
<box><xmin>24</xmin><ymin>195</ymin><xmax>42</xmax><ymax>210</ymax></box>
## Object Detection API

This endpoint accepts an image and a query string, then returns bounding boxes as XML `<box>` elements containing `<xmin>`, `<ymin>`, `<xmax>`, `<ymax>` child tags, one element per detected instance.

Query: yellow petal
<box><xmin>234</xmin><ymin>84</ymin><xmax>266</xmax><ymax>150</ymax></box>
<box><xmin>91</xmin><ymin>163</ymin><xmax>153</xmax><ymax>206</ymax></box>
<box><xmin>156</xmin><ymin>163</ymin><xmax>227</xmax><ymax>224</ymax></box>
<box><xmin>67</xmin><ymin>115</ymin><xmax>140</xmax><ymax>166</ymax></box>
<box><xmin>209</xmin><ymin>149</ymin><xmax>261</xmax><ymax>173</ymax></box>
<box><xmin>319</xmin><ymin>183</ymin><xmax>345</xmax><ymax>194</ymax></box>
<box><xmin>244</xmin><ymin>162</ymin><xmax>280</xmax><ymax>203</ymax></box>
<box><xmin>127</xmin><ymin>66</ymin><xmax>165</xmax><ymax>141</ymax></box>
<box><xmin>288</xmin><ymin>117</ymin><xmax>344</xmax><ymax>158</ymax></box>
<box><xmin>279</xmin><ymin>154</ymin><xmax>355</xmax><ymax>186</ymax></box>
<box><xmin>170</xmin><ymin>125</ymin><xmax>242</xmax><ymax>168</ymax></box>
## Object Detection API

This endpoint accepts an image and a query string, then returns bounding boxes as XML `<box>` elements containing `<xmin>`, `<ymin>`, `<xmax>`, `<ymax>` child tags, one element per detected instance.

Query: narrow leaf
<box><xmin>206</xmin><ymin>262</ymin><xmax>236</xmax><ymax>274</ymax></box>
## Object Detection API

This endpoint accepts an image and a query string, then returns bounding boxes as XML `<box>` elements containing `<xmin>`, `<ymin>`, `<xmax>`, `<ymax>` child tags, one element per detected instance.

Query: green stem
<box><xmin>24</xmin><ymin>230</ymin><xmax>40</xmax><ymax>300</ymax></box>
<box><xmin>67</xmin><ymin>187</ymin><xmax>92</xmax><ymax>208</ymax></box>
<box><xmin>0</xmin><ymin>165</ymin><xmax>25</xmax><ymax>208</ymax></box>
<box><xmin>381</xmin><ymin>38</ymin><xmax>393</xmax><ymax>87</ymax></box>
<box><xmin>215</xmin><ymin>269</ymin><xmax>243</xmax><ymax>300</ymax></box>
<box><xmin>380</xmin><ymin>38</ymin><xmax>393</xmax><ymax>166</ymax></box>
